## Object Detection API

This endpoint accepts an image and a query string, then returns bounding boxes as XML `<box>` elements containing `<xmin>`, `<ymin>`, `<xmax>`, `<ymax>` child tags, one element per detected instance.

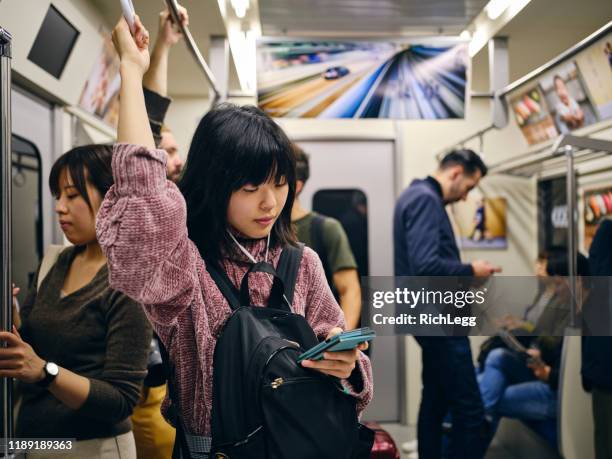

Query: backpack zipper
<box><xmin>267</xmin><ymin>376</ymin><xmax>318</xmax><ymax>390</ymax></box>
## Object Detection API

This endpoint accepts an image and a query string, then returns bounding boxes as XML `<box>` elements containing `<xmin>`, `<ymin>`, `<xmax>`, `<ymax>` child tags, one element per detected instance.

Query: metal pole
<box><xmin>164</xmin><ymin>0</ymin><xmax>222</xmax><ymax>103</ymax></box>
<box><xmin>564</xmin><ymin>146</ymin><xmax>578</xmax><ymax>328</ymax></box>
<box><xmin>0</xmin><ymin>26</ymin><xmax>14</xmax><ymax>458</ymax></box>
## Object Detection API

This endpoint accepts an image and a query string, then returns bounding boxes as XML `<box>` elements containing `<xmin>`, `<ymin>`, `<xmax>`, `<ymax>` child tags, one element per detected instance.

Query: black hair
<box><xmin>178</xmin><ymin>103</ymin><xmax>297</xmax><ymax>263</ymax></box>
<box><xmin>49</xmin><ymin>144</ymin><xmax>113</xmax><ymax>212</ymax></box>
<box><xmin>439</xmin><ymin>148</ymin><xmax>488</xmax><ymax>177</ymax></box>
<box><xmin>546</xmin><ymin>251</ymin><xmax>590</xmax><ymax>277</ymax></box>
<box><xmin>293</xmin><ymin>144</ymin><xmax>310</xmax><ymax>183</ymax></box>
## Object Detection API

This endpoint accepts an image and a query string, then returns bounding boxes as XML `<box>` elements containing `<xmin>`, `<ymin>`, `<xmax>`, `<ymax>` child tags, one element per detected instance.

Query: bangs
<box><xmin>227</xmin><ymin>121</ymin><xmax>295</xmax><ymax>190</ymax></box>
<box><xmin>49</xmin><ymin>156</ymin><xmax>90</xmax><ymax>207</ymax></box>
<box><xmin>49</xmin><ymin>144</ymin><xmax>113</xmax><ymax>211</ymax></box>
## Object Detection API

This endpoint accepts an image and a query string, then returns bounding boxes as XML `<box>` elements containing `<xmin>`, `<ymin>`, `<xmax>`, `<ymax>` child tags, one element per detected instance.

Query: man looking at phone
<box><xmin>393</xmin><ymin>149</ymin><xmax>500</xmax><ymax>459</ymax></box>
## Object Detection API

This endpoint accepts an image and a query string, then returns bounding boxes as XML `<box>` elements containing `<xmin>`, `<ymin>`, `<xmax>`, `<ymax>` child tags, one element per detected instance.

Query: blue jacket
<box><xmin>393</xmin><ymin>177</ymin><xmax>473</xmax><ymax>277</ymax></box>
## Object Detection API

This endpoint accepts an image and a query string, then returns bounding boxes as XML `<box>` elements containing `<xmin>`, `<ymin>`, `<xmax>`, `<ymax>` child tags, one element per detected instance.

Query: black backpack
<box><xmin>164</xmin><ymin>244</ymin><xmax>374</xmax><ymax>459</ymax></box>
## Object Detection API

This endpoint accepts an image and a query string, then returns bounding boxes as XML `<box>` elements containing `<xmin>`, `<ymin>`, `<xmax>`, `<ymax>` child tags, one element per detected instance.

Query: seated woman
<box><xmin>479</xmin><ymin>251</ymin><xmax>590</xmax><ymax>449</ymax></box>
<box><xmin>0</xmin><ymin>145</ymin><xmax>152</xmax><ymax>458</ymax></box>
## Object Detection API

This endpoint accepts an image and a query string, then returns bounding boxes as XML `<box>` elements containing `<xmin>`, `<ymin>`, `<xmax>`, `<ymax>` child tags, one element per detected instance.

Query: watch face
<box><xmin>46</xmin><ymin>362</ymin><xmax>59</xmax><ymax>376</ymax></box>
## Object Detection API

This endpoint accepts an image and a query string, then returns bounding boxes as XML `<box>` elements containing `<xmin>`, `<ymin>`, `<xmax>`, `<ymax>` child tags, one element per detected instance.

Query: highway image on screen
<box><xmin>257</xmin><ymin>40</ymin><xmax>469</xmax><ymax>119</ymax></box>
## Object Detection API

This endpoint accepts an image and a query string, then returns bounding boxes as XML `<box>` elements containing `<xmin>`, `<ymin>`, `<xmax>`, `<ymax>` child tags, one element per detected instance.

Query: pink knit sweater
<box><xmin>96</xmin><ymin>144</ymin><xmax>373</xmax><ymax>436</ymax></box>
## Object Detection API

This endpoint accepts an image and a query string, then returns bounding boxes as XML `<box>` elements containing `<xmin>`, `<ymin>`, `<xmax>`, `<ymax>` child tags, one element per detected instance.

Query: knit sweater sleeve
<box><xmin>302</xmin><ymin>247</ymin><xmax>373</xmax><ymax>415</ymax></box>
<box><xmin>96</xmin><ymin>143</ymin><xmax>201</xmax><ymax>326</ymax></box>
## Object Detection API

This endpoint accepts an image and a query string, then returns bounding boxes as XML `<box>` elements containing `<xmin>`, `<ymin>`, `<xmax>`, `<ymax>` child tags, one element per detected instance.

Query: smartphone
<box><xmin>297</xmin><ymin>328</ymin><xmax>376</xmax><ymax>363</ymax></box>
<box><xmin>120</xmin><ymin>0</ymin><xmax>136</xmax><ymax>34</ymax></box>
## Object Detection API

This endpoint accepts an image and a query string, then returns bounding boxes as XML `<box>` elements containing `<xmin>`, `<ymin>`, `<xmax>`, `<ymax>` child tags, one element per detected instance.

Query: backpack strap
<box><xmin>205</xmin><ymin>261</ymin><xmax>241</xmax><ymax>310</ymax></box>
<box><xmin>275</xmin><ymin>243</ymin><xmax>304</xmax><ymax>307</ymax></box>
<box><xmin>37</xmin><ymin>245</ymin><xmax>67</xmax><ymax>291</ymax></box>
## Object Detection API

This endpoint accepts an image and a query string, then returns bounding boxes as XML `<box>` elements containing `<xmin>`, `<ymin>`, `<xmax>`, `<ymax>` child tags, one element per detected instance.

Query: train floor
<box><xmin>379</xmin><ymin>421</ymin><xmax>559</xmax><ymax>459</ymax></box>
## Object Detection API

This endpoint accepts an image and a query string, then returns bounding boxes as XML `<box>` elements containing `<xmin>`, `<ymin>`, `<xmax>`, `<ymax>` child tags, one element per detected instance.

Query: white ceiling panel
<box><xmin>259</xmin><ymin>0</ymin><xmax>489</xmax><ymax>37</ymax></box>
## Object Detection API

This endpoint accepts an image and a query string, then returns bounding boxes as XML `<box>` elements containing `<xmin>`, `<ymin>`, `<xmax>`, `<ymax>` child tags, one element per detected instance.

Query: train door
<box><xmin>294</xmin><ymin>138</ymin><xmax>404</xmax><ymax>422</ymax></box>
<box><xmin>11</xmin><ymin>87</ymin><xmax>56</xmax><ymax>303</ymax></box>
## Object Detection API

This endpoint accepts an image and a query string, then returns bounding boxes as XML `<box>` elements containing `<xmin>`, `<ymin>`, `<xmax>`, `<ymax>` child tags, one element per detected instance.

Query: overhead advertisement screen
<box><xmin>256</xmin><ymin>40</ymin><xmax>470</xmax><ymax>119</ymax></box>
<box><xmin>508</xmin><ymin>31</ymin><xmax>612</xmax><ymax>146</ymax></box>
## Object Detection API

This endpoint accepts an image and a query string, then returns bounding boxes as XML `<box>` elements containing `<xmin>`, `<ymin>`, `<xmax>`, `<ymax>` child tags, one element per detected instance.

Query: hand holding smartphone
<box><xmin>297</xmin><ymin>327</ymin><xmax>375</xmax><ymax>363</ymax></box>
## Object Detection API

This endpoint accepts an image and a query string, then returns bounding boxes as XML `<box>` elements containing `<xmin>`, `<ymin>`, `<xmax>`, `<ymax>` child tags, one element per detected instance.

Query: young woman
<box><xmin>0</xmin><ymin>145</ymin><xmax>152</xmax><ymax>458</ymax></box>
<box><xmin>96</xmin><ymin>16</ymin><xmax>373</xmax><ymax>447</ymax></box>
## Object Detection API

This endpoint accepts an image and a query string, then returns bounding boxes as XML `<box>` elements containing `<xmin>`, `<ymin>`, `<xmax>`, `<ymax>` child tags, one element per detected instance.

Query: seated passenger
<box><xmin>291</xmin><ymin>145</ymin><xmax>362</xmax><ymax>330</ymax></box>
<box><xmin>479</xmin><ymin>252</ymin><xmax>590</xmax><ymax>450</ymax></box>
<box><xmin>97</xmin><ymin>17</ymin><xmax>373</xmax><ymax>457</ymax></box>
<box><xmin>1</xmin><ymin>145</ymin><xmax>152</xmax><ymax>458</ymax></box>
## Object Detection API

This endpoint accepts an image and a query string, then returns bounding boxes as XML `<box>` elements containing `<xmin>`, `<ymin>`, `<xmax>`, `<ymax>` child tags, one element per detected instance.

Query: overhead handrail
<box><xmin>498</xmin><ymin>20</ymin><xmax>612</xmax><ymax>97</ymax></box>
<box><xmin>163</xmin><ymin>0</ymin><xmax>222</xmax><ymax>104</ymax></box>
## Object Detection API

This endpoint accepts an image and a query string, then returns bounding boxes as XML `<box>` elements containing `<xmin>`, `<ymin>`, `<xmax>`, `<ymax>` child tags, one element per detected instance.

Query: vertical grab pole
<box><xmin>0</xmin><ymin>27</ymin><xmax>14</xmax><ymax>458</ymax></box>
<box><xmin>564</xmin><ymin>146</ymin><xmax>578</xmax><ymax>328</ymax></box>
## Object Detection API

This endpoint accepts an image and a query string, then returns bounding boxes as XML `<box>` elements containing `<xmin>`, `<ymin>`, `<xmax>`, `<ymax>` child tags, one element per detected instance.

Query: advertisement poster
<box><xmin>540</xmin><ymin>61</ymin><xmax>598</xmax><ymax>134</ymax></box>
<box><xmin>510</xmin><ymin>86</ymin><xmax>558</xmax><ymax>145</ymax></box>
<box><xmin>453</xmin><ymin>195</ymin><xmax>508</xmax><ymax>249</ymax></box>
<box><xmin>78</xmin><ymin>34</ymin><xmax>121</xmax><ymax>127</ymax></box>
<box><xmin>575</xmin><ymin>32</ymin><xmax>612</xmax><ymax>119</ymax></box>
<box><xmin>584</xmin><ymin>186</ymin><xmax>612</xmax><ymax>251</ymax></box>
<box><xmin>257</xmin><ymin>40</ymin><xmax>470</xmax><ymax>119</ymax></box>
<box><xmin>508</xmin><ymin>32</ymin><xmax>612</xmax><ymax>146</ymax></box>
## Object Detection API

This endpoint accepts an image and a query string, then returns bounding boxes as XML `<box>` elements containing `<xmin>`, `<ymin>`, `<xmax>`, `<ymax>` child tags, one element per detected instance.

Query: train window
<box><xmin>312</xmin><ymin>189</ymin><xmax>369</xmax><ymax>277</ymax></box>
<box><xmin>12</xmin><ymin>134</ymin><xmax>43</xmax><ymax>302</ymax></box>
<box><xmin>27</xmin><ymin>5</ymin><xmax>79</xmax><ymax>79</ymax></box>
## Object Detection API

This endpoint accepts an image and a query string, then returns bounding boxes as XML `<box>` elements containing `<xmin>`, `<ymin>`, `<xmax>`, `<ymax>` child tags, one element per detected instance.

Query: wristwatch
<box><xmin>36</xmin><ymin>362</ymin><xmax>59</xmax><ymax>389</ymax></box>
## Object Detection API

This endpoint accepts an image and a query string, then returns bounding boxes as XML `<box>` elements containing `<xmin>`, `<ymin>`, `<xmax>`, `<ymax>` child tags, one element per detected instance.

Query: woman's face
<box><xmin>54</xmin><ymin>168</ymin><xmax>102</xmax><ymax>246</ymax></box>
<box><xmin>227</xmin><ymin>177</ymin><xmax>289</xmax><ymax>239</ymax></box>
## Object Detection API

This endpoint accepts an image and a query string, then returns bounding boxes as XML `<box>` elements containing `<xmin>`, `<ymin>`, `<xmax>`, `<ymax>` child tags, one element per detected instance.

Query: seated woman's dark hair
<box><xmin>49</xmin><ymin>144</ymin><xmax>114</xmax><ymax>211</ymax></box>
<box><xmin>546</xmin><ymin>251</ymin><xmax>590</xmax><ymax>277</ymax></box>
<box><xmin>178</xmin><ymin>103</ymin><xmax>297</xmax><ymax>263</ymax></box>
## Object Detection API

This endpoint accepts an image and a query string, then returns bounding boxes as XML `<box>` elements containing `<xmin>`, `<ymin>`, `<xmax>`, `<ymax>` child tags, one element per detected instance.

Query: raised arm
<box><xmin>97</xmin><ymin>18</ymin><xmax>200</xmax><ymax>324</ymax></box>
<box><xmin>143</xmin><ymin>5</ymin><xmax>188</xmax><ymax>97</ymax></box>
<box><xmin>112</xmin><ymin>16</ymin><xmax>155</xmax><ymax>148</ymax></box>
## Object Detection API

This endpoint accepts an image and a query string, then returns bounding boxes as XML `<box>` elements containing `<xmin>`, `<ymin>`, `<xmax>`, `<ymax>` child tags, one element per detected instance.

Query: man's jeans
<box><xmin>415</xmin><ymin>336</ymin><xmax>488</xmax><ymax>459</ymax></box>
<box><xmin>478</xmin><ymin>348</ymin><xmax>557</xmax><ymax>447</ymax></box>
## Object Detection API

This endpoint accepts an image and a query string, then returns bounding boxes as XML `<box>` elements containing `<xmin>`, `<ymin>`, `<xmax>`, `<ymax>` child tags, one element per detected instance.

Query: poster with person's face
<box><xmin>78</xmin><ymin>34</ymin><xmax>121</xmax><ymax>127</ymax></box>
<box><xmin>540</xmin><ymin>61</ymin><xmax>598</xmax><ymax>135</ymax></box>
<box><xmin>453</xmin><ymin>195</ymin><xmax>508</xmax><ymax>249</ymax></box>
<box><xmin>510</xmin><ymin>86</ymin><xmax>558</xmax><ymax>145</ymax></box>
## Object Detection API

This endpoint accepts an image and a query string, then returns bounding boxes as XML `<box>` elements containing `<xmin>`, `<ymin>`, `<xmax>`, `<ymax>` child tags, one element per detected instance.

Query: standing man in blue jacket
<box><xmin>394</xmin><ymin>149</ymin><xmax>501</xmax><ymax>459</ymax></box>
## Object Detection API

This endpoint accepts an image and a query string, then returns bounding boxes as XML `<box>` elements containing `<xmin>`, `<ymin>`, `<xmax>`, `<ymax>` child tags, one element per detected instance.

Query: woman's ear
<box><xmin>296</xmin><ymin>180</ymin><xmax>305</xmax><ymax>196</ymax></box>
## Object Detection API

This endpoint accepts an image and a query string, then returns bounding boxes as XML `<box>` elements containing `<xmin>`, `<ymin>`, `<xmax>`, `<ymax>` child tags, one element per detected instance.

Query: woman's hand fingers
<box><xmin>325</xmin><ymin>327</ymin><xmax>343</xmax><ymax>340</ymax></box>
<box><xmin>320</xmin><ymin>349</ymin><xmax>359</xmax><ymax>363</ymax></box>
<box><xmin>302</xmin><ymin>359</ymin><xmax>354</xmax><ymax>379</ymax></box>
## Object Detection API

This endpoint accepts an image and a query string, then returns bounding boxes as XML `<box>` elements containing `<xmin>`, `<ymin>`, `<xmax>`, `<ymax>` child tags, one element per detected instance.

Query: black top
<box><xmin>17</xmin><ymin>246</ymin><xmax>152</xmax><ymax>440</ymax></box>
<box><xmin>144</xmin><ymin>87</ymin><xmax>171</xmax><ymax>147</ymax></box>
